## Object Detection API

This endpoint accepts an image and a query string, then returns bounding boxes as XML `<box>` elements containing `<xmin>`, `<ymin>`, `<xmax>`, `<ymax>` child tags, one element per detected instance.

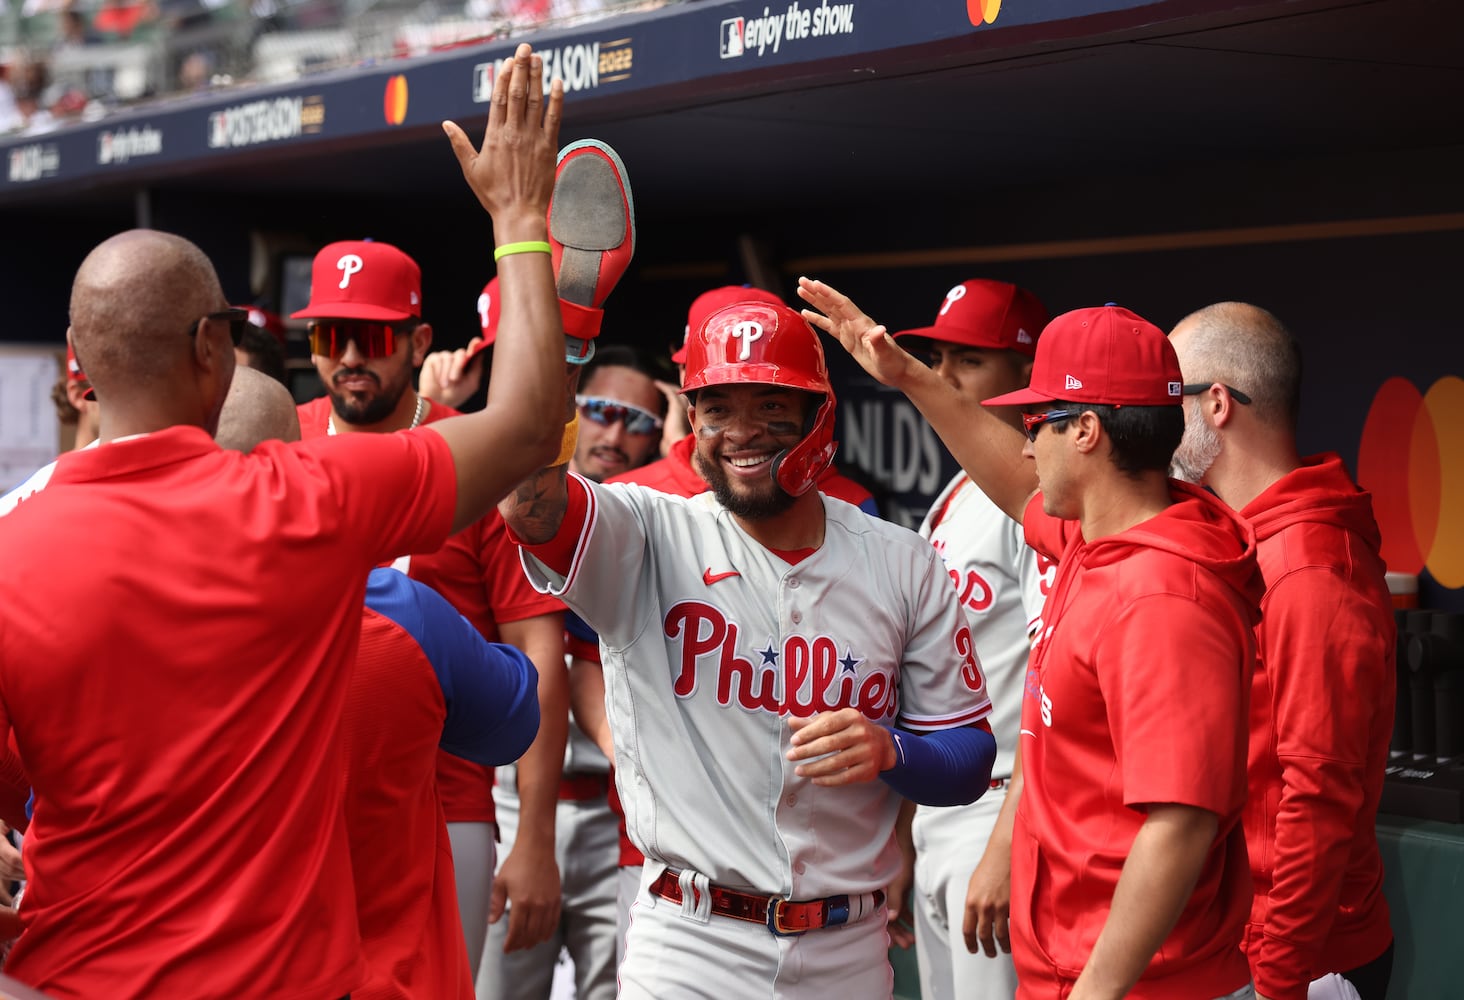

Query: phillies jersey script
<box><xmin>519</xmin><ymin>477</ymin><xmax>992</xmax><ymax>900</ymax></box>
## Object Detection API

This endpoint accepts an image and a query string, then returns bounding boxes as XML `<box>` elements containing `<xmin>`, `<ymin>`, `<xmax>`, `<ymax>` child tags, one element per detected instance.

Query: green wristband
<box><xmin>493</xmin><ymin>240</ymin><xmax>553</xmax><ymax>262</ymax></box>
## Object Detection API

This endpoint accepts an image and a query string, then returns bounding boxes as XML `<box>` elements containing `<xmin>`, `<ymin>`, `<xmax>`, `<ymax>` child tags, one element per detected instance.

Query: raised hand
<box><xmin>797</xmin><ymin>276</ymin><xmax>920</xmax><ymax>388</ymax></box>
<box><xmin>443</xmin><ymin>43</ymin><xmax>564</xmax><ymax>236</ymax></box>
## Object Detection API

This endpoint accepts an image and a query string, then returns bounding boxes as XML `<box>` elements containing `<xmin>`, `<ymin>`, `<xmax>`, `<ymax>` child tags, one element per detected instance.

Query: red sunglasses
<box><xmin>307</xmin><ymin>319</ymin><xmax>415</xmax><ymax>359</ymax></box>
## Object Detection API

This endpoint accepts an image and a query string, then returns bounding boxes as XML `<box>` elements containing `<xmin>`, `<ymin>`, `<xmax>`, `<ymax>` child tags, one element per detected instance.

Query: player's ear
<box><xmin>409</xmin><ymin>322</ymin><xmax>433</xmax><ymax>367</ymax></box>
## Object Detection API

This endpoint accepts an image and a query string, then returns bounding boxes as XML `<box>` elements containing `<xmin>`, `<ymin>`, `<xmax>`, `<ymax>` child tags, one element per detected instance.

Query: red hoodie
<box><xmin>1011</xmin><ymin>481</ymin><xmax>1262</xmax><ymax>999</ymax></box>
<box><xmin>1239</xmin><ymin>453</ymin><xmax>1394</xmax><ymax>999</ymax></box>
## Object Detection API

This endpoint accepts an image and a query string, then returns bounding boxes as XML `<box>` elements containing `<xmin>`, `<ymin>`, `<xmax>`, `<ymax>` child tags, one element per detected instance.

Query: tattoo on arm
<box><xmin>502</xmin><ymin>465</ymin><xmax>571</xmax><ymax>543</ymax></box>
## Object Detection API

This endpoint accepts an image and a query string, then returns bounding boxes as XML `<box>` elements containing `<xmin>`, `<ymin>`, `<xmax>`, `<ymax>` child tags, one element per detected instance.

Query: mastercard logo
<box><xmin>383</xmin><ymin>75</ymin><xmax>409</xmax><ymax>126</ymax></box>
<box><xmin>1357</xmin><ymin>375</ymin><xmax>1464</xmax><ymax>587</ymax></box>
<box><xmin>967</xmin><ymin>0</ymin><xmax>1001</xmax><ymax>26</ymax></box>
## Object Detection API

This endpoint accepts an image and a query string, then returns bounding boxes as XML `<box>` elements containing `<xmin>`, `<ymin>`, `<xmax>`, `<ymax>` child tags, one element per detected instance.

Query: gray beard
<box><xmin>1170</xmin><ymin>413</ymin><xmax>1222</xmax><ymax>484</ymax></box>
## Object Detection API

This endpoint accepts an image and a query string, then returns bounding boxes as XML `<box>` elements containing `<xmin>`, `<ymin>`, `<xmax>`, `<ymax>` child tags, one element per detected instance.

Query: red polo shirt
<box><xmin>0</xmin><ymin>425</ymin><xmax>457</xmax><ymax>999</ymax></box>
<box><xmin>298</xmin><ymin>396</ymin><xmax>564</xmax><ymax>824</ymax></box>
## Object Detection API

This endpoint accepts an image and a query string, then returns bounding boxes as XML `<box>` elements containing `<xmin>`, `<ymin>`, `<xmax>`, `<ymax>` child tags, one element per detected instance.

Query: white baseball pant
<box><xmin>447</xmin><ymin>821</ymin><xmax>497</xmax><ymax>979</ymax></box>
<box><xmin>912</xmin><ymin>789</ymin><xmax>1017</xmax><ymax>1000</ymax></box>
<box><xmin>477</xmin><ymin>779</ymin><xmax>619</xmax><ymax>1000</ymax></box>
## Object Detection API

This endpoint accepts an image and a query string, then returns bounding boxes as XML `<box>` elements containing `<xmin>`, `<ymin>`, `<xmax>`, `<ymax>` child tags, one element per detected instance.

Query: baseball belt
<box><xmin>649</xmin><ymin>867</ymin><xmax>885</xmax><ymax>937</ymax></box>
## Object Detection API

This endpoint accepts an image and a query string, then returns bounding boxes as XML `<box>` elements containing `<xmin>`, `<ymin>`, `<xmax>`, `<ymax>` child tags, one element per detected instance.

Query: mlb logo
<box><xmin>720</xmin><ymin>17</ymin><xmax>745</xmax><ymax>58</ymax></box>
<box><xmin>1167</xmin><ymin>381</ymin><xmax>1182</xmax><ymax>397</ymax></box>
<box><xmin>472</xmin><ymin>62</ymin><xmax>495</xmax><ymax>103</ymax></box>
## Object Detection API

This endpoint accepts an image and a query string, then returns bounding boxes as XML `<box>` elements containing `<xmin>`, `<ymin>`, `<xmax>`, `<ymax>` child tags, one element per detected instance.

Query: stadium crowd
<box><xmin>0</xmin><ymin>36</ymin><xmax>1398</xmax><ymax>1000</ymax></box>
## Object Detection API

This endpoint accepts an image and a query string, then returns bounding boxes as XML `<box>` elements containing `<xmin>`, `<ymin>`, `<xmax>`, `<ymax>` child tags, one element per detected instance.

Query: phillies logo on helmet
<box><xmin>939</xmin><ymin>283</ymin><xmax>967</xmax><ymax>316</ymax></box>
<box><xmin>336</xmin><ymin>254</ymin><xmax>364</xmax><ymax>289</ymax></box>
<box><xmin>731</xmin><ymin>320</ymin><xmax>764</xmax><ymax>361</ymax></box>
<box><xmin>663</xmin><ymin>601</ymin><xmax>895</xmax><ymax>721</ymax></box>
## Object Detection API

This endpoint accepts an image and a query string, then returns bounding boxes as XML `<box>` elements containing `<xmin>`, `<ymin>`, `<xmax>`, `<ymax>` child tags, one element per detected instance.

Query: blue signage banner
<box><xmin>0</xmin><ymin>0</ymin><xmax>1277</xmax><ymax>200</ymax></box>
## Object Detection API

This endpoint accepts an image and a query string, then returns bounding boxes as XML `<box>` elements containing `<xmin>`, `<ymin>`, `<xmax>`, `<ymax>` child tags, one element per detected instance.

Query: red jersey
<box><xmin>348</xmin><ymin>569</ymin><xmax>540</xmax><ymax>1000</ymax></box>
<box><xmin>0</xmin><ymin>426</ymin><xmax>456</xmax><ymax>999</ymax></box>
<box><xmin>1012</xmin><ymin>482</ymin><xmax>1261</xmax><ymax>999</ymax></box>
<box><xmin>298</xmin><ymin>396</ymin><xmax>564</xmax><ymax>823</ymax></box>
<box><xmin>1239</xmin><ymin>454</ymin><xmax>1395</xmax><ymax>999</ymax></box>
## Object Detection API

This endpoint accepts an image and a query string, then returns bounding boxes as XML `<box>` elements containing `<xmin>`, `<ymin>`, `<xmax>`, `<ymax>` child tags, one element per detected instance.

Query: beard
<box><xmin>1170</xmin><ymin>410</ymin><xmax>1222</xmax><ymax>484</ymax></box>
<box><xmin>695</xmin><ymin>446</ymin><xmax>798</xmax><ymax>521</ymax></box>
<box><xmin>328</xmin><ymin>366</ymin><xmax>411</xmax><ymax>426</ymax></box>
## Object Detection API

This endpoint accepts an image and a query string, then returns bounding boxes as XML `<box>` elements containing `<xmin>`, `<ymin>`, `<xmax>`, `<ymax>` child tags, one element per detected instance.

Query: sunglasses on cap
<box><xmin>575</xmin><ymin>395</ymin><xmax>664</xmax><ymax>435</ymax></box>
<box><xmin>186</xmin><ymin>308</ymin><xmax>249</xmax><ymax>347</ymax></box>
<box><xmin>307</xmin><ymin>319</ymin><xmax>415</xmax><ymax>360</ymax></box>
<box><xmin>1021</xmin><ymin>408</ymin><xmax>1073</xmax><ymax>442</ymax></box>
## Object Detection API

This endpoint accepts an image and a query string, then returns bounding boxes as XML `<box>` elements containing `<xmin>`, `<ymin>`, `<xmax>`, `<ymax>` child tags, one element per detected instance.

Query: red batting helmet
<box><xmin>681</xmin><ymin>300</ymin><xmax>837</xmax><ymax>498</ymax></box>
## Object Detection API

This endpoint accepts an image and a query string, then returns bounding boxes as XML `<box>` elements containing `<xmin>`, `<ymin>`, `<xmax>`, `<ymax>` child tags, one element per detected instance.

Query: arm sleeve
<box><xmin>1250</xmin><ymin>570</ymin><xmax>1392</xmax><ymax>1000</ymax></box>
<box><xmin>881</xmin><ymin>722</ymin><xmax>996</xmax><ymax>806</ymax></box>
<box><xmin>389</xmin><ymin>572</ymin><xmax>541</xmax><ymax>767</ymax></box>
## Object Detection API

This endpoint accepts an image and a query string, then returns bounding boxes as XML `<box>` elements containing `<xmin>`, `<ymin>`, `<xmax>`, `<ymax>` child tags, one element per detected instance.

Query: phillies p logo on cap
<box><xmin>291</xmin><ymin>240</ymin><xmax>423</xmax><ymax>323</ymax></box>
<box><xmin>894</xmin><ymin>279</ymin><xmax>1049</xmax><ymax>357</ymax></box>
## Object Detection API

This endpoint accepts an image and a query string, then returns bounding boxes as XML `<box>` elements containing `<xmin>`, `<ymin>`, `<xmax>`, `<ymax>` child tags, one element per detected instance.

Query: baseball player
<box><xmin>563</xmin><ymin>286</ymin><xmax>882</xmax><ymax>964</ymax></box>
<box><xmin>499</xmin><ymin>298</ymin><xmax>998</xmax><ymax>998</ymax></box>
<box><xmin>479</xmin><ymin>344</ymin><xmax>669</xmax><ymax>1000</ymax></box>
<box><xmin>802</xmin><ymin>278</ymin><xmax>1261</xmax><ymax>999</ymax></box>
<box><xmin>888</xmin><ymin>279</ymin><xmax>1055</xmax><ymax>1000</ymax></box>
<box><xmin>0</xmin><ymin>46</ymin><xmax>570</xmax><ymax>998</ymax></box>
<box><xmin>1170</xmin><ymin>303</ymin><xmax>1395</xmax><ymax>1000</ymax></box>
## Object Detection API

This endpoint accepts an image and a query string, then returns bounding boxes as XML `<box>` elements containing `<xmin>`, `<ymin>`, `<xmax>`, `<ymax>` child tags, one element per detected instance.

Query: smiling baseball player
<box><xmin>498</xmin><ymin>298</ymin><xmax>998</xmax><ymax>998</ymax></box>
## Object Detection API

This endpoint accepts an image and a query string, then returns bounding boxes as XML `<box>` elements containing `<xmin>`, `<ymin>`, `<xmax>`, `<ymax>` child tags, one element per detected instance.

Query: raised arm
<box><xmin>431</xmin><ymin>44</ymin><xmax>568</xmax><ymax>534</ymax></box>
<box><xmin>797</xmin><ymin>277</ymin><xmax>1036</xmax><ymax>523</ymax></box>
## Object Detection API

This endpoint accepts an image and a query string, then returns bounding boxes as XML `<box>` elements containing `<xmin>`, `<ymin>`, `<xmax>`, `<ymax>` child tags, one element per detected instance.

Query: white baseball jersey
<box><xmin>918</xmin><ymin>473</ymin><xmax>1052</xmax><ymax>780</ymax></box>
<box><xmin>909</xmin><ymin>472</ymin><xmax>1054</xmax><ymax>1000</ymax></box>
<box><xmin>519</xmin><ymin>475</ymin><xmax>992</xmax><ymax>900</ymax></box>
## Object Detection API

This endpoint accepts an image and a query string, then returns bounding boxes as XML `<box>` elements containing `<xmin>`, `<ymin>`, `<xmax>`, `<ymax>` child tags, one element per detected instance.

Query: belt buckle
<box><xmin>766</xmin><ymin>897</ymin><xmax>812</xmax><ymax>937</ymax></box>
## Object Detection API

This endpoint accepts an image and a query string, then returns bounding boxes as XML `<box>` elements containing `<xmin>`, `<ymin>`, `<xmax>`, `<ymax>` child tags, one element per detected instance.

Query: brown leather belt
<box><xmin>649</xmin><ymin>868</ymin><xmax>885</xmax><ymax>937</ymax></box>
<box><xmin>558</xmin><ymin>772</ymin><xmax>609</xmax><ymax>800</ymax></box>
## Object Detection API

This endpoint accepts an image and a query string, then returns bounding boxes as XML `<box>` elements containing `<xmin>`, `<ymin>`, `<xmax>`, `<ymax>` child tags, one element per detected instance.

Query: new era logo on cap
<box><xmin>981</xmin><ymin>304</ymin><xmax>1183</xmax><ymax>409</ymax></box>
<box><xmin>893</xmin><ymin>279</ymin><xmax>1049</xmax><ymax>357</ymax></box>
<box><xmin>291</xmin><ymin>240</ymin><xmax>423</xmax><ymax>323</ymax></box>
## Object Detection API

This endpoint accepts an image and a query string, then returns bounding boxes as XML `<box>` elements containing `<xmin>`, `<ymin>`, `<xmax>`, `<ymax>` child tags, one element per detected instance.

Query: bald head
<box><xmin>215</xmin><ymin>365</ymin><xmax>302</xmax><ymax>452</ymax></box>
<box><xmin>70</xmin><ymin>230</ymin><xmax>227</xmax><ymax>402</ymax></box>
<box><xmin>1170</xmin><ymin>302</ymin><xmax>1302</xmax><ymax>429</ymax></box>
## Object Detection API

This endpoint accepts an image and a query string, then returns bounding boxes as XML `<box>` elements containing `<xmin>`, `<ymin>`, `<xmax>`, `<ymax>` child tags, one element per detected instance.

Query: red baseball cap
<box><xmin>983</xmin><ymin>305</ymin><xmax>1183</xmax><ymax>408</ymax></box>
<box><xmin>895</xmin><ymin>279</ymin><xmax>1047</xmax><ymax>357</ymax></box>
<box><xmin>671</xmin><ymin>285</ymin><xmax>783</xmax><ymax>364</ymax></box>
<box><xmin>290</xmin><ymin>240</ymin><xmax>421</xmax><ymax>322</ymax></box>
<box><xmin>464</xmin><ymin>277</ymin><xmax>500</xmax><ymax>362</ymax></box>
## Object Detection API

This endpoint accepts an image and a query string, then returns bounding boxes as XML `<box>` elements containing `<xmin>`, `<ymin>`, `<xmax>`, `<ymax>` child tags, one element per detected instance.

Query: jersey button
<box><xmin>788</xmin><ymin>577</ymin><xmax>800</xmax><ymax>589</ymax></box>
<box><xmin>785</xmin><ymin>793</ymin><xmax>797</xmax><ymax>806</ymax></box>
<box><xmin>794</xmin><ymin>861</ymin><xmax>807</xmax><ymax>874</ymax></box>
<box><xmin>791</xmin><ymin>611</ymin><xmax>802</xmax><ymax>624</ymax></box>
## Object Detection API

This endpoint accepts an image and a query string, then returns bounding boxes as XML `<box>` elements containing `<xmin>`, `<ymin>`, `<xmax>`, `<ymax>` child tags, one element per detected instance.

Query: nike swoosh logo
<box><xmin>703</xmin><ymin>568</ymin><xmax>740</xmax><ymax>585</ymax></box>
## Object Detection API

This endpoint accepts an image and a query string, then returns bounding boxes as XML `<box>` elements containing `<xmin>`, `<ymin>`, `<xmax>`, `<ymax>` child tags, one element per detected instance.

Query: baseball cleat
<box><xmin>549</xmin><ymin>139</ymin><xmax>636</xmax><ymax>312</ymax></box>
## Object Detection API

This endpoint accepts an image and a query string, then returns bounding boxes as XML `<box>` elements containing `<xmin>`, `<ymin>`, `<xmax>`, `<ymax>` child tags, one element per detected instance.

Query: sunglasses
<box><xmin>186</xmin><ymin>308</ymin><xmax>248</xmax><ymax>347</ymax></box>
<box><xmin>1021</xmin><ymin>408</ymin><xmax>1073</xmax><ymax>442</ymax></box>
<box><xmin>1181</xmin><ymin>383</ymin><xmax>1252</xmax><ymax>405</ymax></box>
<box><xmin>576</xmin><ymin>395</ymin><xmax>664</xmax><ymax>435</ymax></box>
<box><xmin>307</xmin><ymin>319</ymin><xmax>414</xmax><ymax>359</ymax></box>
